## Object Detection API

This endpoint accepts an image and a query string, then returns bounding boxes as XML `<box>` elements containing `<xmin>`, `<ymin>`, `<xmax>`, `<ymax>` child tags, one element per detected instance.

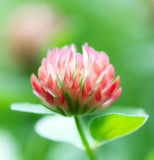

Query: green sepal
<box><xmin>56</xmin><ymin>74</ymin><xmax>73</xmax><ymax>114</ymax></box>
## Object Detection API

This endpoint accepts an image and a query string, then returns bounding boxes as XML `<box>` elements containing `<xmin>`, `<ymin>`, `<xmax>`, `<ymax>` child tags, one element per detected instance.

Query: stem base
<box><xmin>74</xmin><ymin>116</ymin><xmax>96</xmax><ymax>160</ymax></box>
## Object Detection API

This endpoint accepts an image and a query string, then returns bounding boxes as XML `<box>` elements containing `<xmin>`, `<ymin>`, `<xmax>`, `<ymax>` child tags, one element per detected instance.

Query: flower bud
<box><xmin>31</xmin><ymin>43</ymin><xmax>122</xmax><ymax>116</ymax></box>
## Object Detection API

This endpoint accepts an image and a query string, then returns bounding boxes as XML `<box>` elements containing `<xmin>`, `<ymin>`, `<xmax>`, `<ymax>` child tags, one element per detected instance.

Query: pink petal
<box><xmin>38</xmin><ymin>66</ymin><xmax>46</xmax><ymax>82</ymax></box>
<box><xmin>106</xmin><ymin>64</ymin><xmax>115</xmax><ymax>80</ymax></box>
<box><xmin>82</xmin><ymin>76</ymin><xmax>93</xmax><ymax>97</ymax></box>
<box><xmin>72</xmin><ymin>75</ymin><xmax>79</xmax><ymax>90</ymax></box>
<box><xmin>99</xmin><ymin>73</ymin><xmax>108</xmax><ymax>89</ymax></box>
<box><xmin>46</xmin><ymin>74</ymin><xmax>54</xmax><ymax>90</ymax></box>
<box><xmin>94</xmin><ymin>86</ymin><xmax>102</xmax><ymax>102</ymax></box>
<box><xmin>63</xmin><ymin>67</ymin><xmax>73</xmax><ymax>89</ymax></box>
<box><xmin>57</xmin><ymin>88</ymin><xmax>65</xmax><ymax>105</ymax></box>
<box><xmin>102</xmin><ymin>76</ymin><xmax>120</xmax><ymax>97</ymax></box>
<box><xmin>102</xmin><ymin>87</ymin><xmax>122</xmax><ymax>109</ymax></box>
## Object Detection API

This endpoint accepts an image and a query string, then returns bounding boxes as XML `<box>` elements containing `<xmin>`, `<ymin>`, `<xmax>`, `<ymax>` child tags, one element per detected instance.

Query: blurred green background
<box><xmin>0</xmin><ymin>0</ymin><xmax>154</xmax><ymax>160</ymax></box>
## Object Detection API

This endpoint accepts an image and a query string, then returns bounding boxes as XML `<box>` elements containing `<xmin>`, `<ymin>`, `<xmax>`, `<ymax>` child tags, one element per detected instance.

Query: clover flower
<box><xmin>31</xmin><ymin>43</ymin><xmax>121</xmax><ymax>116</ymax></box>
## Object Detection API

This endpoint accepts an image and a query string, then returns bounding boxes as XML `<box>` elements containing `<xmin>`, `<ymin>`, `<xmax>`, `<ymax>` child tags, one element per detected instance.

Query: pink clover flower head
<box><xmin>31</xmin><ymin>43</ymin><xmax>122</xmax><ymax>116</ymax></box>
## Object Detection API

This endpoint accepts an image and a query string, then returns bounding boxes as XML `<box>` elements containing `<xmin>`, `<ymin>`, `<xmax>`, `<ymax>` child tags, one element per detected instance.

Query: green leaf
<box><xmin>89</xmin><ymin>113</ymin><xmax>148</xmax><ymax>145</ymax></box>
<box><xmin>102</xmin><ymin>105</ymin><xmax>148</xmax><ymax>116</ymax></box>
<box><xmin>11</xmin><ymin>103</ymin><xmax>54</xmax><ymax>114</ymax></box>
<box><xmin>145</xmin><ymin>148</ymin><xmax>154</xmax><ymax>160</ymax></box>
<box><xmin>35</xmin><ymin>115</ymin><xmax>83</xmax><ymax>149</ymax></box>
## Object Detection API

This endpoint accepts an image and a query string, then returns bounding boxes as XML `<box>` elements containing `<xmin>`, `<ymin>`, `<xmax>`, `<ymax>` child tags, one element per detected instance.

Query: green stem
<box><xmin>74</xmin><ymin>116</ymin><xmax>97</xmax><ymax>160</ymax></box>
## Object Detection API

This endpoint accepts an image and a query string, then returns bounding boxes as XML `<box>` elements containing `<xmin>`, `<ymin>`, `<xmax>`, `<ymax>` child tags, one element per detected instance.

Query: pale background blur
<box><xmin>0</xmin><ymin>0</ymin><xmax>154</xmax><ymax>160</ymax></box>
